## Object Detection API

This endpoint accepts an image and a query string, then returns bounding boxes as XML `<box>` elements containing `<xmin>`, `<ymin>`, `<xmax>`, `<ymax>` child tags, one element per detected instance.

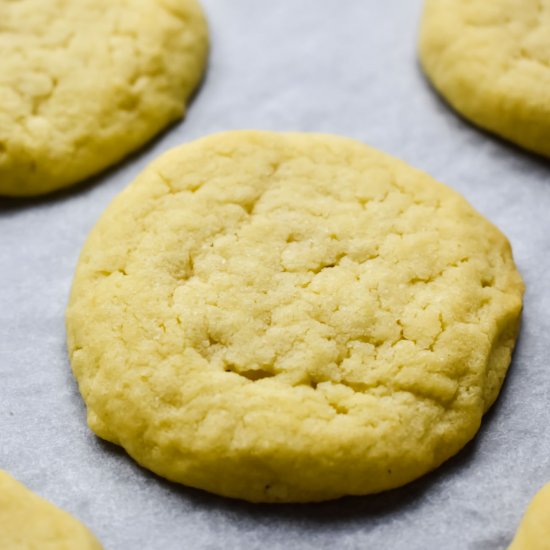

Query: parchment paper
<box><xmin>1</xmin><ymin>1</ymin><xmax>549</xmax><ymax>548</ymax></box>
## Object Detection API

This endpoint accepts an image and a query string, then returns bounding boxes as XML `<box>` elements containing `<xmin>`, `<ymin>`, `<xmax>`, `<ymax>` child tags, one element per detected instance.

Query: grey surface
<box><xmin>1</xmin><ymin>1</ymin><xmax>549</xmax><ymax>548</ymax></box>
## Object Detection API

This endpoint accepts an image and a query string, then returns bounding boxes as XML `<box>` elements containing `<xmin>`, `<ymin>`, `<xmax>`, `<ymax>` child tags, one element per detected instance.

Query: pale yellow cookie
<box><xmin>0</xmin><ymin>470</ymin><xmax>102</xmax><ymax>549</ymax></box>
<box><xmin>66</xmin><ymin>131</ymin><xmax>524</xmax><ymax>502</ymax></box>
<box><xmin>509</xmin><ymin>483</ymin><xmax>550</xmax><ymax>550</ymax></box>
<box><xmin>420</xmin><ymin>0</ymin><xmax>550</xmax><ymax>157</ymax></box>
<box><xmin>0</xmin><ymin>0</ymin><xmax>208</xmax><ymax>196</ymax></box>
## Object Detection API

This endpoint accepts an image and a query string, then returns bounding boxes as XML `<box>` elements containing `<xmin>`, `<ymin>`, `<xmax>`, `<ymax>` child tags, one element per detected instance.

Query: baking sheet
<box><xmin>1</xmin><ymin>1</ymin><xmax>550</xmax><ymax>548</ymax></box>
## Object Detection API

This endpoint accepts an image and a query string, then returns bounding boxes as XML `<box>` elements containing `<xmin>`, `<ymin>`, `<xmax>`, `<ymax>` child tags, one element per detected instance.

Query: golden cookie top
<box><xmin>66</xmin><ymin>131</ymin><xmax>524</xmax><ymax>502</ymax></box>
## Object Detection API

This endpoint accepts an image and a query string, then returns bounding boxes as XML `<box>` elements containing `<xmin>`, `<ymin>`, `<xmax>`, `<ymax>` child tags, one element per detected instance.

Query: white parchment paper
<box><xmin>1</xmin><ymin>1</ymin><xmax>549</xmax><ymax>548</ymax></box>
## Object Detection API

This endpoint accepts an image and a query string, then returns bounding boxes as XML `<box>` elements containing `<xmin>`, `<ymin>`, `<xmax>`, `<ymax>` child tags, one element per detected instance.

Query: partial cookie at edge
<box><xmin>0</xmin><ymin>0</ymin><xmax>208</xmax><ymax>196</ymax></box>
<box><xmin>509</xmin><ymin>483</ymin><xmax>550</xmax><ymax>550</ymax></box>
<box><xmin>420</xmin><ymin>0</ymin><xmax>550</xmax><ymax>157</ymax></box>
<box><xmin>0</xmin><ymin>470</ymin><xmax>102</xmax><ymax>549</ymax></box>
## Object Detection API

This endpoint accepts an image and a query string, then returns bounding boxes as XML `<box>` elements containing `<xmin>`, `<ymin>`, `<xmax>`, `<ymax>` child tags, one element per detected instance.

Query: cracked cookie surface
<box><xmin>0</xmin><ymin>470</ymin><xmax>102</xmax><ymax>549</ymax></box>
<box><xmin>66</xmin><ymin>131</ymin><xmax>524</xmax><ymax>502</ymax></box>
<box><xmin>0</xmin><ymin>0</ymin><xmax>207</xmax><ymax>196</ymax></box>
<box><xmin>420</xmin><ymin>0</ymin><xmax>550</xmax><ymax>157</ymax></box>
<box><xmin>509</xmin><ymin>483</ymin><xmax>550</xmax><ymax>550</ymax></box>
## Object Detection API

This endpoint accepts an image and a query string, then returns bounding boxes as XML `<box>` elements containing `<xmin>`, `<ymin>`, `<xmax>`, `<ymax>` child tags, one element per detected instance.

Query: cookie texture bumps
<box><xmin>509</xmin><ymin>483</ymin><xmax>550</xmax><ymax>550</ymax></box>
<box><xmin>66</xmin><ymin>131</ymin><xmax>524</xmax><ymax>502</ymax></box>
<box><xmin>0</xmin><ymin>0</ymin><xmax>207</xmax><ymax>196</ymax></box>
<box><xmin>420</xmin><ymin>0</ymin><xmax>550</xmax><ymax>158</ymax></box>
<box><xmin>0</xmin><ymin>470</ymin><xmax>102</xmax><ymax>549</ymax></box>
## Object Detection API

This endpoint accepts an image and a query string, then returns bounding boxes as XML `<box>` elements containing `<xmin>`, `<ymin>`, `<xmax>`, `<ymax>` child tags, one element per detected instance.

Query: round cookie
<box><xmin>66</xmin><ymin>131</ymin><xmax>524</xmax><ymax>503</ymax></box>
<box><xmin>0</xmin><ymin>0</ymin><xmax>208</xmax><ymax>197</ymax></box>
<box><xmin>0</xmin><ymin>470</ymin><xmax>102</xmax><ymax>549</ymax></box>
<box><xmin>509</xmin><ymin>483</ymin><xmax>550</xmax><ymax>550</ymax></box>
<box><xmin>420</xmin><ymin>0</ymin><xmax>550</xmax><ymax>158</ymax></box>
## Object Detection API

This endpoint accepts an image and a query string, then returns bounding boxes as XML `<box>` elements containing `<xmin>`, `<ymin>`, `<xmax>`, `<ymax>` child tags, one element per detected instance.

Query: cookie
<box><xmin>0</xmin><ymin>0</ymin><xmax>207</xmax><ymax>197</ymax></box>
<box><xmin>66</xmin><ymin>131</ymin><xmax>524</xmax><ymax>502</ymax></box>
<box><xmin>509</xmin><ymin>483</ymin><xmax>550</xmax><ymax>550</ymax></box>
<box><xmin>0</xmin><ymin>470</ymin><xmax>102</xmax><ymax>549</ymax></box>
<box><xmin>420</xmin><ymin>0</ymin><xmax>550</xmax><ymax>158</ymax></box>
